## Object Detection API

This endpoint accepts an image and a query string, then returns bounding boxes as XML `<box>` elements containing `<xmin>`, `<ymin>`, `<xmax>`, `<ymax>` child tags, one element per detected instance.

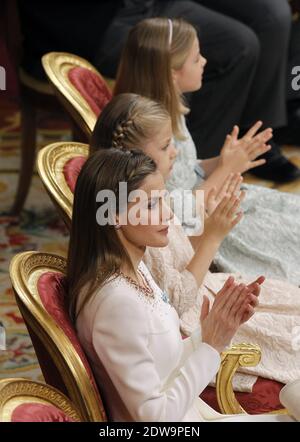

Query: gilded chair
<box><xmin>9</xmin><ymin>251</ymin><xmax>106</xmax><ymax>422</ymax></box>
<box><xmin>36</xmin><ymin>141</ymin><xmax>288</xmax><ymax>415</ymax></box>
<box><xmin>0</xmin><ymin>378</ymin><xmax>81</xmax><ymax>422</ymax></box>
<box><xmin>41</xmin><ymin>52</ymin><xmax>113</xmax><ymax>138</ymax></box>
<box><xmin>9</xmin><ymin>250</ymin><xmax>264</xmax><ymax>417</ymax></box>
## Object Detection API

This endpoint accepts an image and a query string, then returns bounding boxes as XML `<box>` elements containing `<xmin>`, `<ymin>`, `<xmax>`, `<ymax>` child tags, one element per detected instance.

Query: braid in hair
<box><xmin>111</xmin><ymin>119</ymin><xmax>135</xmax><ymax>149</ymax></box>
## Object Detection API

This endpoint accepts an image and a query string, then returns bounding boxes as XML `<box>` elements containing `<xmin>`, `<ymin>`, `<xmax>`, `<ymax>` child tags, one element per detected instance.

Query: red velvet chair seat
<box><xmin>201</xmin><ymin>378</ymin><xmax>284</xmax><ymax>415</ymax></box>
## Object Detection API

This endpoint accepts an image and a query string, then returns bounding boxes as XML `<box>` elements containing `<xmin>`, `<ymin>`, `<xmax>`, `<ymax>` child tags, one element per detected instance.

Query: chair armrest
<box><xmin>216</xmin><ymin>343</ymin><xmax>261</xmax><ymax>414</ymax></box>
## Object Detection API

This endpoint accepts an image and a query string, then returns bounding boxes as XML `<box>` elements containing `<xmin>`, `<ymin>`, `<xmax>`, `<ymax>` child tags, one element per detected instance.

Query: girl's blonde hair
<box><xmin>114</xmin><ymin>18</ymin><xmax>197</xmax><ymax>139</ymax></box>
<box><xmin>90</xmin><ymin>93</ymin><xmax>171</xmax><ymax>153</ymax></box>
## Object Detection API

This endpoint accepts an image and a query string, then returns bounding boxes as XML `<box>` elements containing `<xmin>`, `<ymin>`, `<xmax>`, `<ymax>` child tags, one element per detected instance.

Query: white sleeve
<box><xmin>170</xmin><ymin>188</ymin><xmax>203</xmax><ymax>236</ymax></box>
<box><xmin>179</xmin><ymin>328</ymin><xmax>203</xmax><ymax>367</ymax></box>
<box><xmin>92</xmin><ymin>294</ymin><xmax>220</xmax><ymax>422</ymax></box>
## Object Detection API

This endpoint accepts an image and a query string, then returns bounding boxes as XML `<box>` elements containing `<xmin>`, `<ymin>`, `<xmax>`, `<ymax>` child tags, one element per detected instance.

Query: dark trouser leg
<box><xmin>195</xmin><ymin>0</ymin><xmax>300</xmax><ymax>182</ymax></box>
<box><xmin>198</xmin><ymin>0</ymin><xmax>292</xmax><ymax>129</ymax></box>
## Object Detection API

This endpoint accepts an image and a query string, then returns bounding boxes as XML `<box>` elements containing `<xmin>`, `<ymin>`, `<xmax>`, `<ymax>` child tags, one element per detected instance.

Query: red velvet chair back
<box><xmin>63</xmin><ymin>155</ymin><xmax>87</xmax><ymax>194</ymax></box>
<box><xmin>37</xmin><ymin>142</ymin><xmax>89</xmax><ymax>229</ymax></box>
<box><xmin>9</xmin><ymin>251</ymin><xmax>107</xmax><ymax>422</ymax></box>
<box><xmin>68</xmin><ymin>66</ymin><xmax>111</xmax><ymax>117</ymax></box>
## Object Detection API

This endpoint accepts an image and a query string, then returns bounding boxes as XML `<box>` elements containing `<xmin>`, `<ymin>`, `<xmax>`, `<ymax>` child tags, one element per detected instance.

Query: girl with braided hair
<box><xmin>90</xmin><ymin>92</ymin><xmax>300</xmax><ymax>393</ymax></box>
<box><xmin>114</xmin><ymin>17</ymin><xmax>300</xmax><ymax>287</ymax></box>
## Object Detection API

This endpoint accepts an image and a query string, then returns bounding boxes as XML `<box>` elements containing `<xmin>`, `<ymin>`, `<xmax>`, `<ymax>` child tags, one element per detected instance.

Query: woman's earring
<box><xmin>115</xmin><ymin>223</ymin><xmax>121</xmax><ymax>230</ymax></box>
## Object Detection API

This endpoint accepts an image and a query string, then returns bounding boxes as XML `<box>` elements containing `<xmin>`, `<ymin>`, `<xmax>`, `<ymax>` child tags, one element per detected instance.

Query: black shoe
<box><xmin>249</xmin><ymin>141</ymin><xmax>300</xmax><ymax>183</ymax></box>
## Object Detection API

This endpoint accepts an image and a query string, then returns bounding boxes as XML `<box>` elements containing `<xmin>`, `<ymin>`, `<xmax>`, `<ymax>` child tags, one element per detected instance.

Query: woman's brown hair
<box><xmin>67</xmin><ymin>148</ymin><xmax>157</xmax><ymax>322</ymax></box>
<box><xmin>114</xmin><ymin>18</ymin><xmax>197</xmax><ymax>139</ymax></box>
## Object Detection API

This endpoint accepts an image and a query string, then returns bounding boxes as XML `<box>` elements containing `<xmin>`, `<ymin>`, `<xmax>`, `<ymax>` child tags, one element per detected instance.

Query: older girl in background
<box><xmin>114</xmin><ymin>17</ymin><xmax>300</xmax><ymax>285</ymax></box>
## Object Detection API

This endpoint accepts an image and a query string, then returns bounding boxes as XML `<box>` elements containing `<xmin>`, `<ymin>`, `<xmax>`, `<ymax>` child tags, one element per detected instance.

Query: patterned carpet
<box><xmin>0</xmin><ymin>99</ymin><xmax>70</xmax><ymax>381</ymax></box>
<box><xmin>1</xmin><ymin>97</ymin><xmax>300</xmax><ymax>383</ymax></box>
